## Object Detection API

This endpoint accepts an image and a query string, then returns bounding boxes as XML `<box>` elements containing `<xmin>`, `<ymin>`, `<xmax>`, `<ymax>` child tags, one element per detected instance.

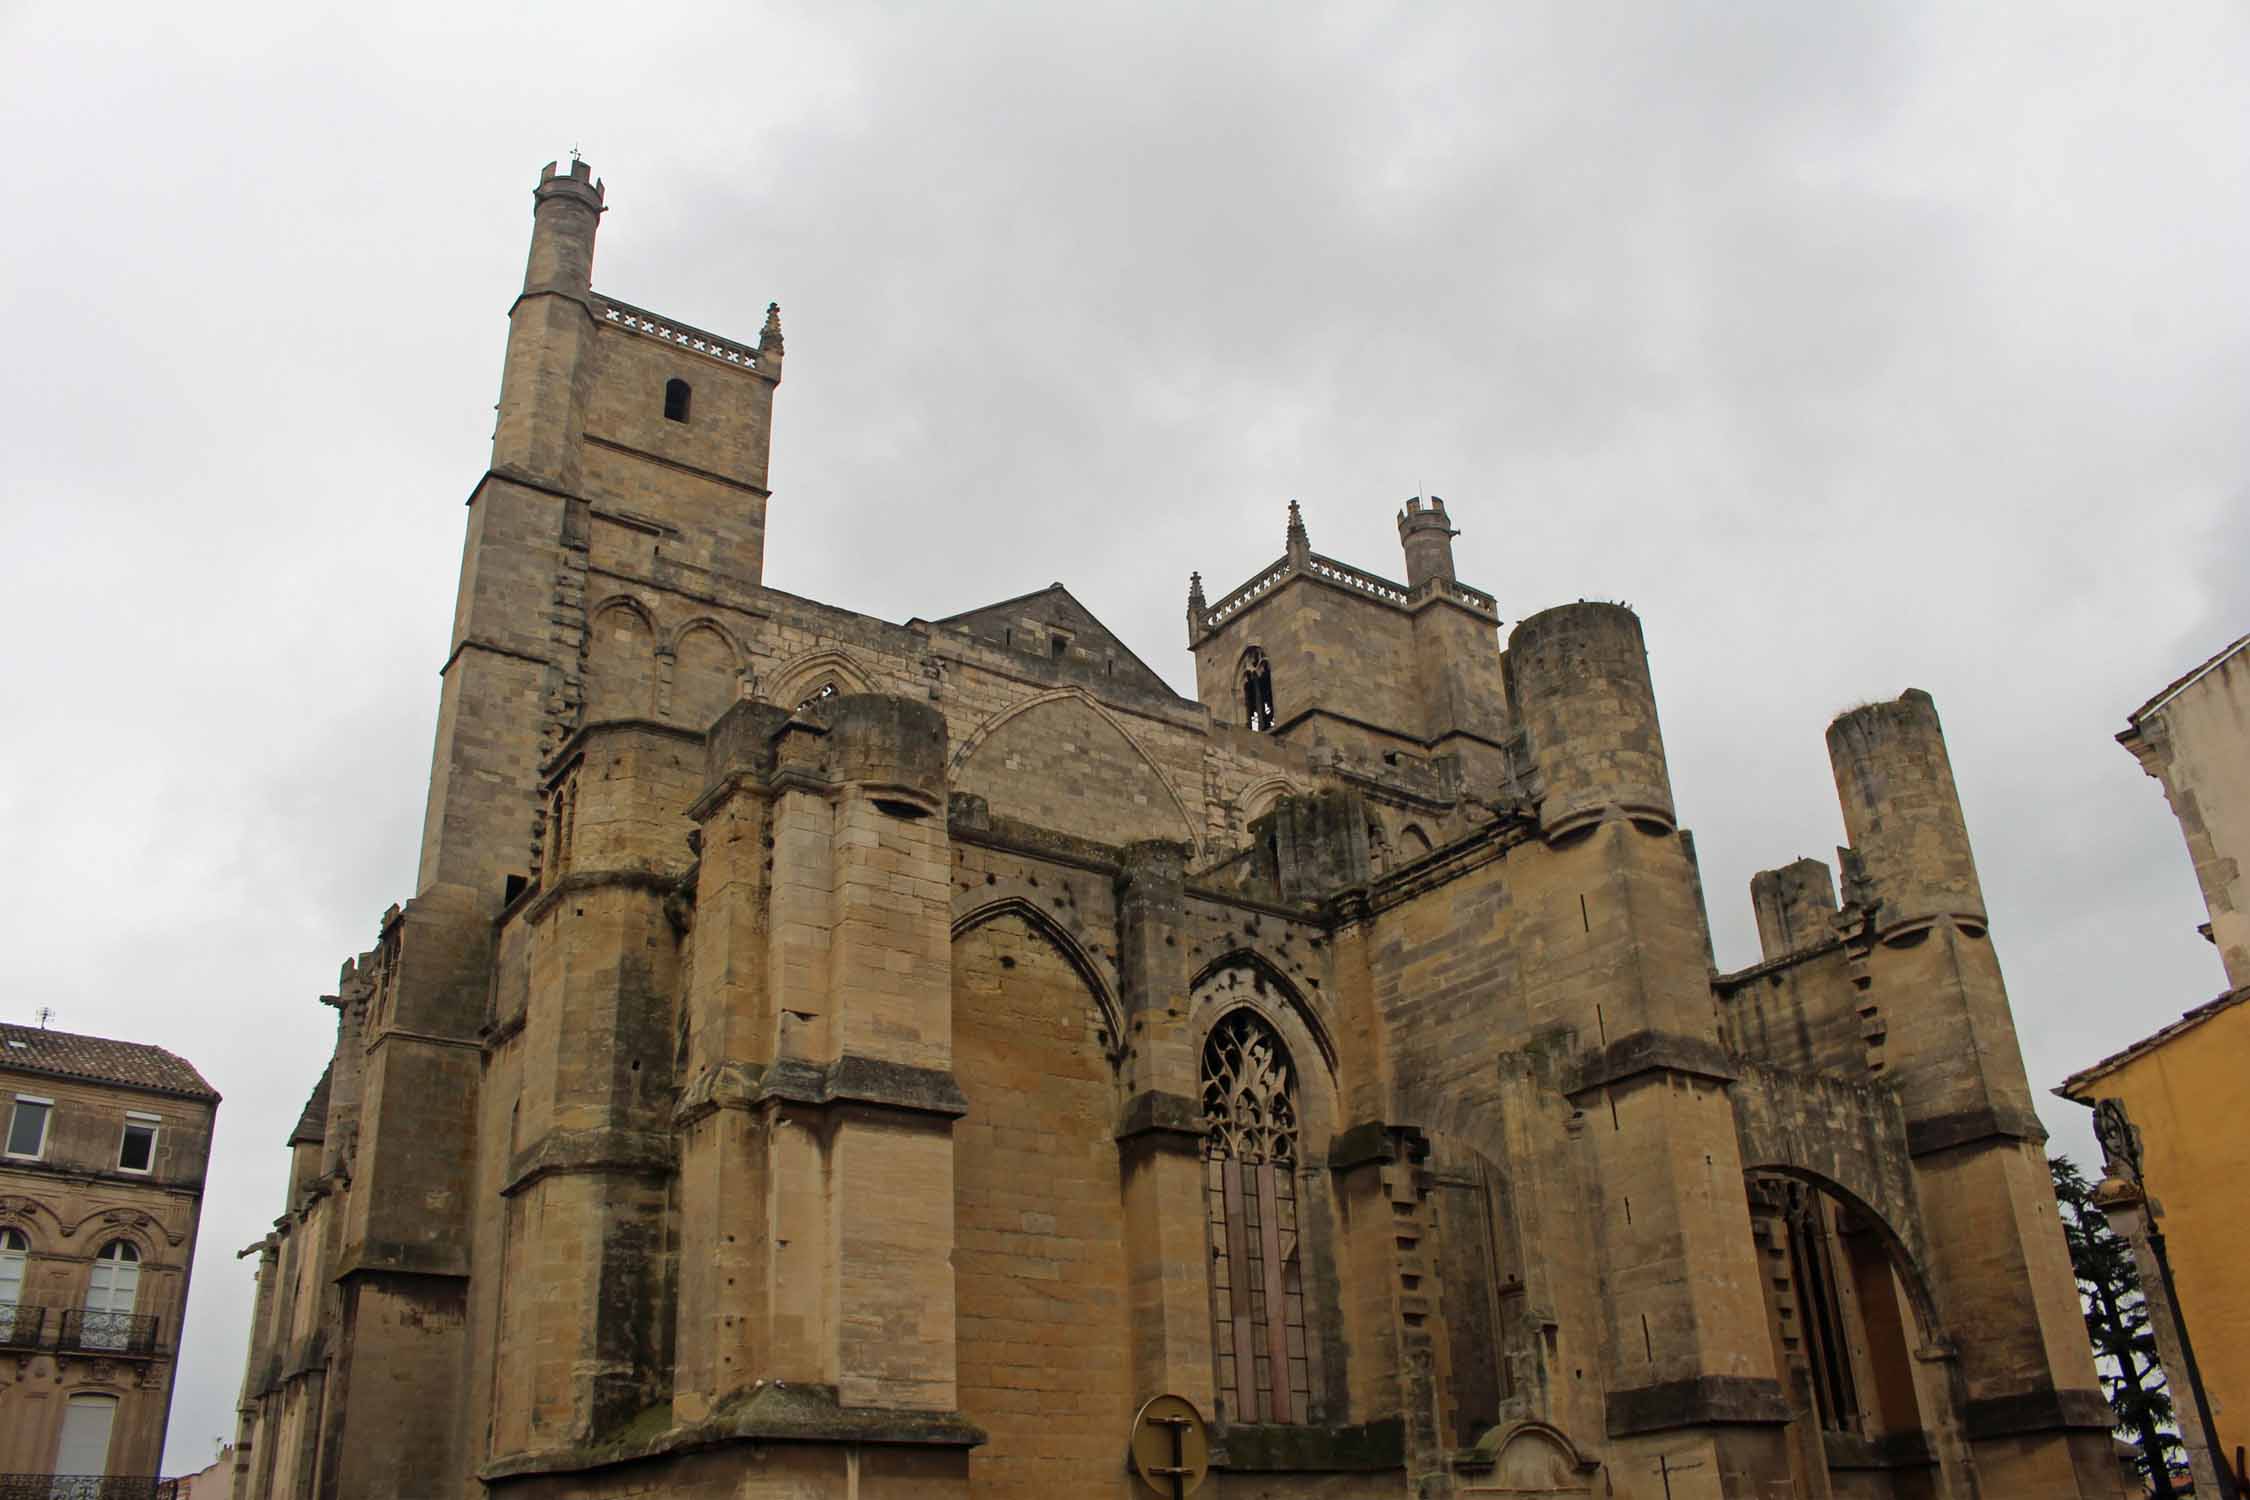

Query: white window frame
<box><xmin>117</xmin><ymin>1113</ymin><xmax>160</xmax><ymax>1175</ymax></box>
<box><xmin>5</xmin><ymin>1097</ymin><xmax>53</xmax><ymax>1162</ymax></box>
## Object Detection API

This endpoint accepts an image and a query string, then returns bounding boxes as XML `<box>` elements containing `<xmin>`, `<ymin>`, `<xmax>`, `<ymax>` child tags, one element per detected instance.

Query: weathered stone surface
<box><xmin>225</xmin><ymin>163</ymin><xmax>2117</xmax><ymax>1500</ymax></box>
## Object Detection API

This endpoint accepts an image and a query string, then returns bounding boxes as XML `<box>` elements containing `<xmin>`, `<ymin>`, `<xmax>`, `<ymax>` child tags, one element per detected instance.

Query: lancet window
<box><xmin>1202</xmin><ymin>1009</ymin><xmax>1310</xmax><ymax>1424</ymax></box>
<box><xmin>1240</xmin><ymin>647</ymin><xmax>1275</xmax><ymax>732</ymax></box>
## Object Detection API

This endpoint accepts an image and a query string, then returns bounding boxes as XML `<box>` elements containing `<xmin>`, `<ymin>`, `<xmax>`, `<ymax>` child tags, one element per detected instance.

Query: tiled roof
<box><xmin>0</xmin><ymin>1022</ymin><xmax>219</xmax><ymax>1101</ymax></box>
<box><xmin>288</xmin><ymin>1063</ymin><xmax>332</xmax><ymax>1146</ymax></box>
<box><xmin>2054</xmin><ymin>985</ymin><xmax>2250</xmax><ymax>1100</ymax></box>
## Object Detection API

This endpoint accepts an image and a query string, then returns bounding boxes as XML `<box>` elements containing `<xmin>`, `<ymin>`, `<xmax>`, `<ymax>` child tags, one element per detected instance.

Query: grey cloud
<box><xmin>2</xmin><ymin>0</ymin><xmax>2244</xmax><ymax>1470</ymax></box>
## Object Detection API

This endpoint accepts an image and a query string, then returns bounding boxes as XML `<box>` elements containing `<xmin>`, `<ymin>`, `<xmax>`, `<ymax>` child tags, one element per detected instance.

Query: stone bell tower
<box><xmin>1186</xmin><ymin>498</ymin><xmax>1511</xmax><ymax>786</ymax></box>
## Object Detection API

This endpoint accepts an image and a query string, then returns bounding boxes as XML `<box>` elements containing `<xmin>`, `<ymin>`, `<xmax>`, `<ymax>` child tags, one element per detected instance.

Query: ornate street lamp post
<box><xmin>2093</xmin><ymin>1098</ymin><xmax>2236</xmax><ymax>1500</ymax></box>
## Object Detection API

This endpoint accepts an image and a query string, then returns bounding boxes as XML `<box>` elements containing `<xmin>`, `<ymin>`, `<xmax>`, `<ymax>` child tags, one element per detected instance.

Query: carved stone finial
<box><xmin>1187</xmin><ymin>571</ymin><xmax>1207</xmax><ymax>615</ymax></box>
<box><xmin>760</xmin><ymin>302</ymin><xmax>784</xmax><ymax>356</ymax></box>
<box><xmin>1285</xmin><ymin>500</ymin><xmax>1309</xmax><ymax>557</ymax></box>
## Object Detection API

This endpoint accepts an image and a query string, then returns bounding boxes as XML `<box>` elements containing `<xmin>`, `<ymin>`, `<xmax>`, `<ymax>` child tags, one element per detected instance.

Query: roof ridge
<box><xmin>2054</xmin><ymin>984</ymin><xmax>2250</xmax><ymax>1097</ymax></box>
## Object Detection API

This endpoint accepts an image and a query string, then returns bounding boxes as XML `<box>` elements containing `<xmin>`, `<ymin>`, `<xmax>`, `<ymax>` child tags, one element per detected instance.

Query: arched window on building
<box><xmin>0</xmin><ymin>1227</ymin><xmax>26</xmax><ymax>1343</ymax></box>
<box><xmin>79</xmin><ymin>1240</ymin><xmax>140</xmax><ymax>1353</ymax></box>
<box><xmin>1203</xmin><ymin>1010</ymin><xmax>1309</xmax><ymax>1424</ymax></box>
<box><xmin>663</xmin><ymin>378</ymin><xmax>692</xmax><ymax>423</ymax></box>
<box><xmin>1240</xmin><ymin>648</ymin><xmax>1274</xmax><ymax>733</ymax></box>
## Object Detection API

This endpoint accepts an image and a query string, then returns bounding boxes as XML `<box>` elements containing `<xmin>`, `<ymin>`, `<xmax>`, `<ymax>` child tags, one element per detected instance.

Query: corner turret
<box><xmin>1396</xmin><ymin>496</ymin><xmax>1458</xmax><ymax>587</ymax></box>
<box><xmin>525</xmin><ymin>159</ymin><xmax>605</xmax><ymax>296</ymax></box>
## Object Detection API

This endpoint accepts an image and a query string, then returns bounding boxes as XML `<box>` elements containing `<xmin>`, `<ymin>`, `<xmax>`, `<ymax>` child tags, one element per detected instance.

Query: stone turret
<box><xmin>1827</xmin><ymin>689</ymin><xmax>1986</xmax><ymax>939</ymax></box>
<box><xmin>1396</xmin><ymin>496</ymin><xmax>1458</xmax><ymax>587</ymax></box>
<box><xmin>526</xmin><ymin>159</ymin><xmax>604</xmax><ymax>292</ymax></box>
<box><xmin>1506</xmin><ymin>602</ymin><xmax>1676</xmax><ymax>840</ymax></box>
<box><xmin>494</xmin><ymin>160</ymin><xmax>605</xmax><ymax>487</ymax></box>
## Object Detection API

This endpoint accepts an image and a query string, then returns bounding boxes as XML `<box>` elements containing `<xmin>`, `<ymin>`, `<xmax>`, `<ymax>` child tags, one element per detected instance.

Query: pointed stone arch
<box><xmin>665</xmin><ymin>614</ymin><xmax>744</xmax><ymax>661</ymax></box>
<box><xmin>584</xmin><ymin>596</ymin><xmax>657</xmax><ymax>722</ymax></box>
<box><xmin>1189</xmin><ymin>948</ymin><xmax>1337</xmax><ymax>1081</ymax></box>
<box><xmin>768</xmin><ymin>646</ymin><xmax>876</xmax><ymax>710</ymax></box>
<box><xmin>951</xmin><ymin>687</ymin><xmax>1202</xmax><ymax>854</ymax></box>
<box><xmin>668</xmin><ymin>618</ymin><xmax>745</xmax><ymax>731</ymax></box>
<box><xmin>948</xmin><ymin>896</ymin><xmax>1134</xmax><ymax>1490</ymax></box>
<box><xmin>1740</xmin><ymin>1163</ymin><xmax>1942</xmax><ymax>1339</ymax></box>
<box><xmin>586</xmin><ymin>593</ymin><xmax>656</xmax><ymax>635</ymax></box>
<box><xmin>952</xmin><ymin>895</ymin><xmax>1124</xmax><ymax>1051</ymax></box>
<box><xmin>1234</xmin><ymin>773</ymin><xmax>1304</xmax><ymax>828</ymax></box>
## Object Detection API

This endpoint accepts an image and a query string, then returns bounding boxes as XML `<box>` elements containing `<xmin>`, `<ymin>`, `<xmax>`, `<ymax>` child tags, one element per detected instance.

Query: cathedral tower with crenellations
<box><xmin>227</xmin><ymin>163</ymin><xmax>2119</xmax><ymax>1500</ymax></box>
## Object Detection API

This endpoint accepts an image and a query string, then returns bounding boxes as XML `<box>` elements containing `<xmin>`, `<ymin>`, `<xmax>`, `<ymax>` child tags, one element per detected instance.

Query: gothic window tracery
<box><xmin>1202</xmin><ymin>1010</ymin><xmax>1309</xmax><ymax>1424</ymax></box>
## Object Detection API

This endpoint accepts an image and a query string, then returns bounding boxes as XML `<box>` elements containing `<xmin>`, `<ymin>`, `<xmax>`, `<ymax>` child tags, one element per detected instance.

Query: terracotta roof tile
<box><xmin>0</xmin><ymin>1022</ymin><xmax>219</xmax><ymax>1102</ymax></box>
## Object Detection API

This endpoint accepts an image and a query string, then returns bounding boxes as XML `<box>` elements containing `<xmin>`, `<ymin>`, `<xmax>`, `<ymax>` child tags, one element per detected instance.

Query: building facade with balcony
<box><xmin>0</xmin><ymin>1023</ymin><xmax>218</xmax><ymax>1496</ymax></box>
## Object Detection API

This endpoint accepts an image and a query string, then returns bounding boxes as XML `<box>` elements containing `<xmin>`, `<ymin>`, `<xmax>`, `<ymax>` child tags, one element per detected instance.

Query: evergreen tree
<box><xmin>2052</xmin><ymin>1153</ymin><xmax>2183</xmax><ymax>1495</ymax></box>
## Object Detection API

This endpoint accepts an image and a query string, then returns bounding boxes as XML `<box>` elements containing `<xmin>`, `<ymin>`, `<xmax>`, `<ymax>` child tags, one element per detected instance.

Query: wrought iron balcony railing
<box><xmin>0</xmin><ymin>1304</ymin><xmax>45</xmax><ymax>1349</ymax></box>
<box><xmin>56</xmin><ymin>1309</ymin><xmax>160</xmax><ymax>1357</ymax></box>
<box><xmin>0</xmin><ymin>1478</ymin><xmax>179</xmax><ymax>1500</ymax></box>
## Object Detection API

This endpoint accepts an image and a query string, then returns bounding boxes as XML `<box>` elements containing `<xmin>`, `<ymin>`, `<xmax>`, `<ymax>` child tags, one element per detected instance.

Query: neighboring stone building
<box><xmin>2058</xmin><ymin>633</ymin><xmax>2250</xmax><ymax>1467</ymax></box>
<box><xmin>227</xmin><ymin>160</ymin><xmax>2117</xmax><ymax>1499</ymax></box>
<box><xmin>0</xmin><ymin>1022</ymin><xmax>218</xmax><ymax>1492</ymax></box>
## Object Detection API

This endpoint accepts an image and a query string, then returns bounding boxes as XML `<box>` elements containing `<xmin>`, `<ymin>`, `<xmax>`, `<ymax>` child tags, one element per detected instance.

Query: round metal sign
<box><xmin>1129</xmin><ymin>1393</ymin><xmax>1211</xmax><ymax>1497</ymax></box>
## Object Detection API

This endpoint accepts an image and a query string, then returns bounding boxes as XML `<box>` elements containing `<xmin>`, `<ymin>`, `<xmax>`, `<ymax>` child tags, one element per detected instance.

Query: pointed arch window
<box><xmin>1203</xmin><ymin>1010</ymin><xmax>1309</xmax><ymax>1424</ymax></box>
<box><xmin>1240</xmin><ymin>648</ymin><xmax>1275</xmax><ymax>732</ymax></box>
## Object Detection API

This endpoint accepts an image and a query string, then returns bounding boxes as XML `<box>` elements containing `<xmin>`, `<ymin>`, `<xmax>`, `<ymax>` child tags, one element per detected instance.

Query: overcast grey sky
<box><xmin>2</xmin><ymin>1</ymin><xmax>2245</xmax><ymax>1474</ymax></box>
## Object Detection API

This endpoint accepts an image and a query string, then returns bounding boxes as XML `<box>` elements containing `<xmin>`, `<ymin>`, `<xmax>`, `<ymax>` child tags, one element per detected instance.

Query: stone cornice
<box><xmin>673</xmin><ymin>1054</ymin><xmax>967</xmax><ymax>1130</ymax></box>
<box><xmin>502</xmin><ymin>1126</ymin><xmax>675</xmax><ymax>1197</ymax></box>
<box><xmin>480</xmin><ymin>1382</ymin><xmax>987</xmax><ymax>1483</ymax></box>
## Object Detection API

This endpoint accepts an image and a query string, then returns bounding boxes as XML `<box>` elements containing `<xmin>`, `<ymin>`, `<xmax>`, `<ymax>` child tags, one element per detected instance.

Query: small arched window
<box><xmin>1240</xmin><ymin>647</ymin><xmax>1275</xmax><ymax>733</ymax></box>
<box><xmin>0</xmin><ymin>1227</ymin><xmax>27</xmax><ymax>1339</ymax></box>
<box><xmin>663</xmin><ymin>378</ymin><xmax>692</xmax><ymax>423</ymax></box>
<box><xmin>1203</xmin><ymin>1010</ymin><xmax>1308</xmax><ymax>1424</ymax></box>
<box><xmin>80</xmin><ymin>1240</ymin><xmax>141</xmax><ymax>1352</ymax></box>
